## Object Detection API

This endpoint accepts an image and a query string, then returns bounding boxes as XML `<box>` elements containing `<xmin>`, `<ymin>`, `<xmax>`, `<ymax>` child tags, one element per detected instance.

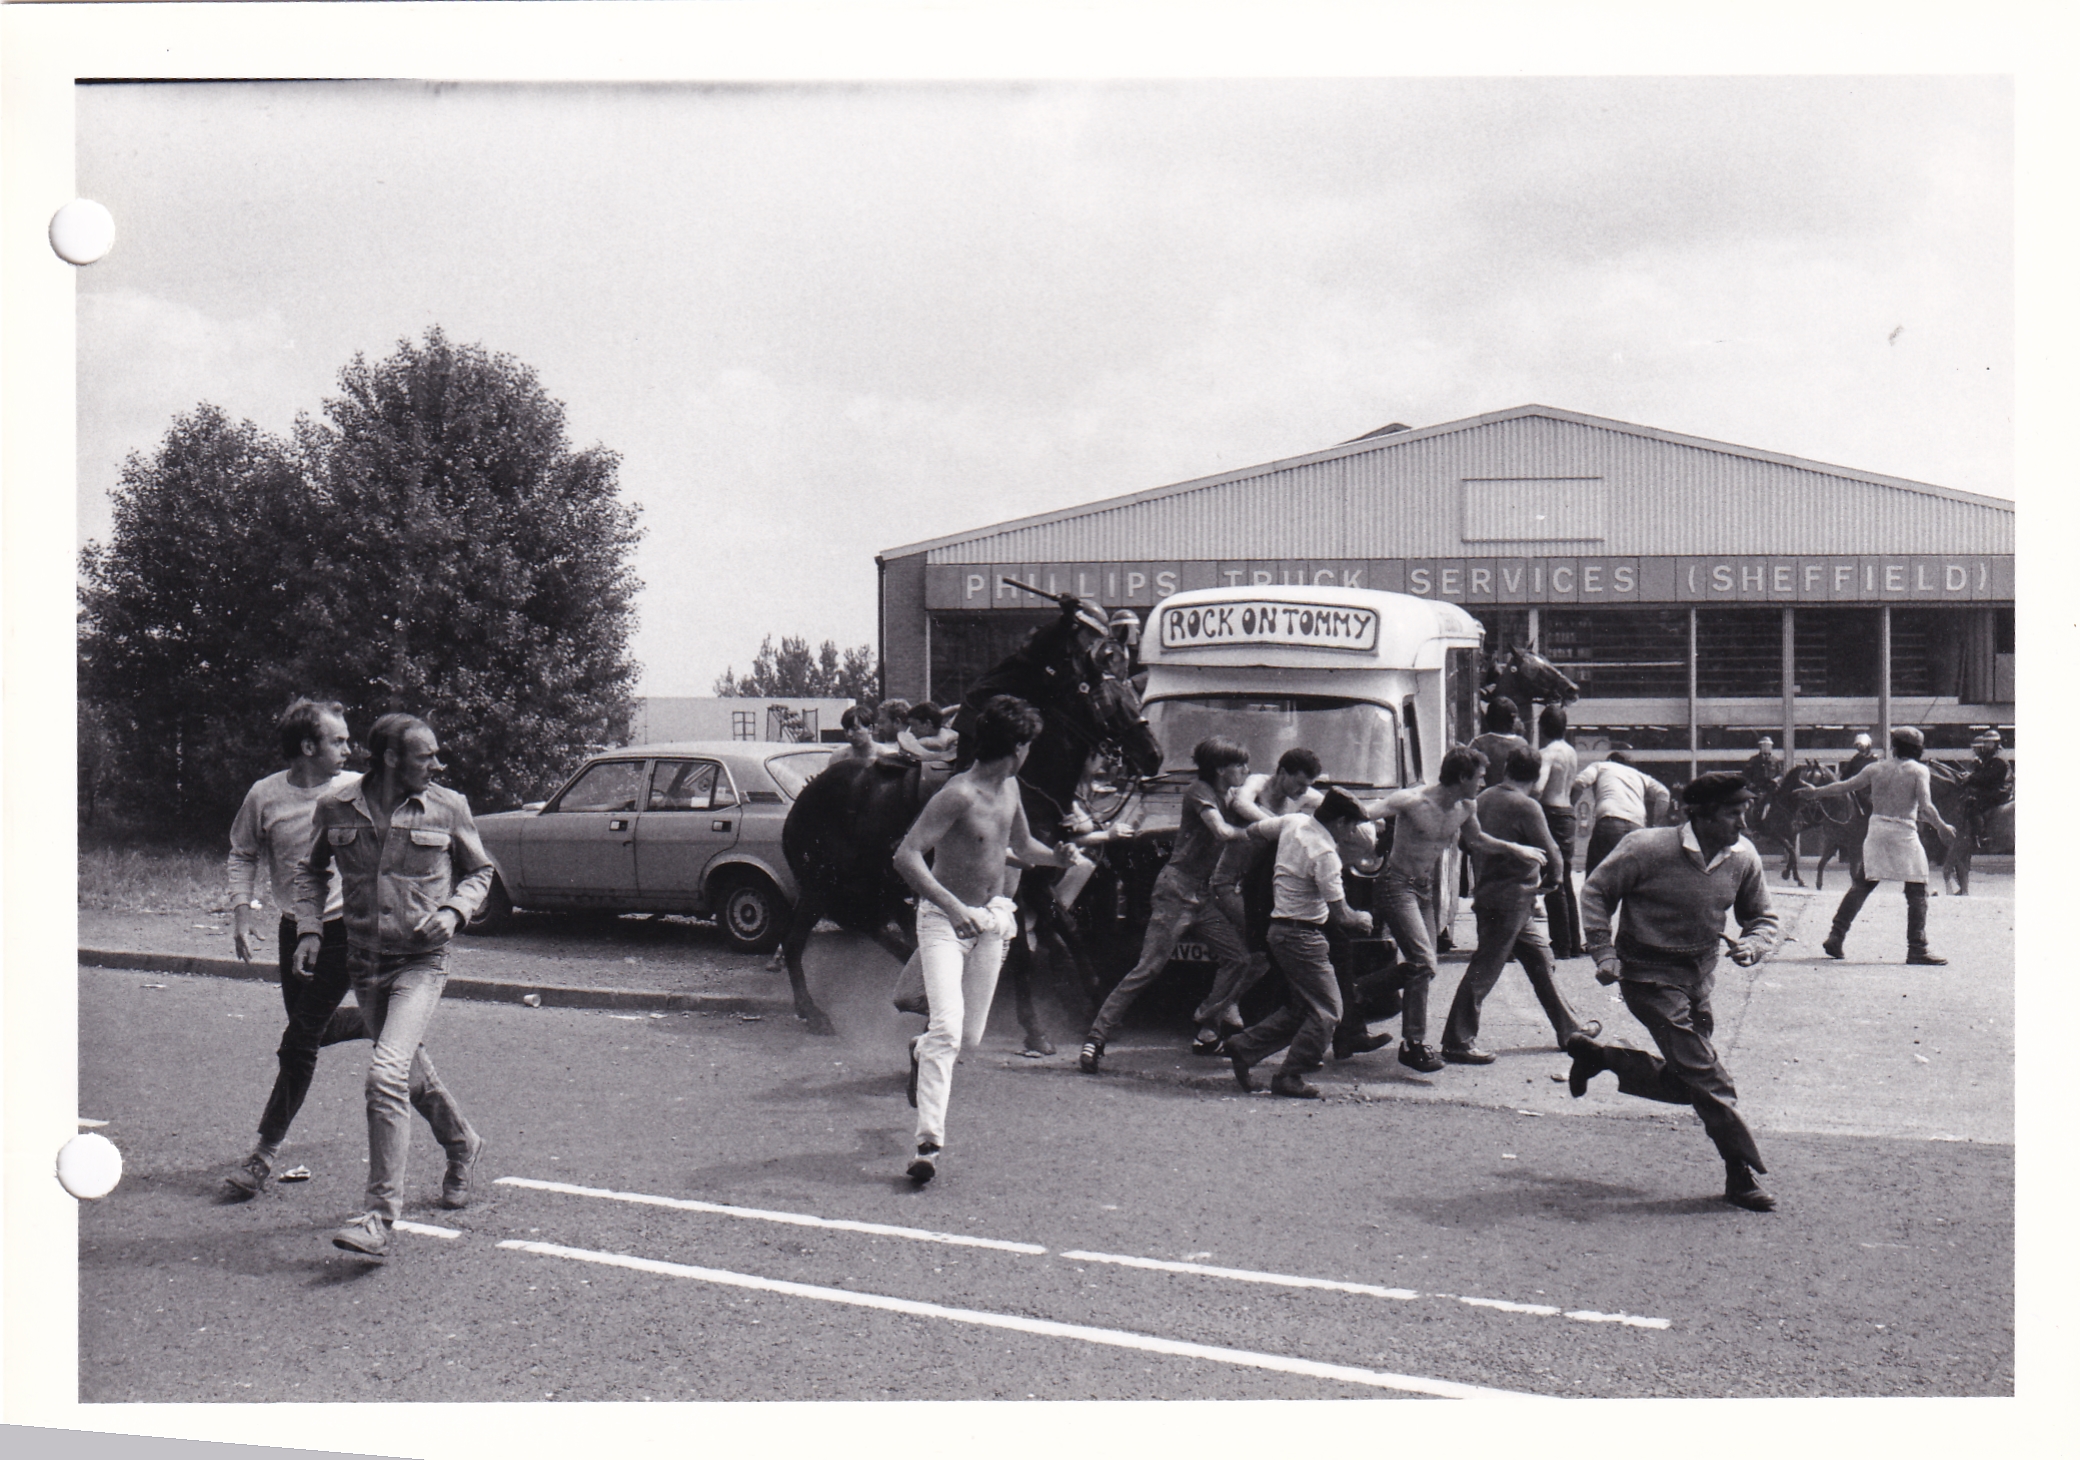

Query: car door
<box><xmin>635</xmin><ymin>758</ymin><xmax>741</xmax><ymax>903</ymax></box>
<box><xmin>524</xmin><ymin>757</ymin><xmax>646</xmax><ymax>899</ymax></box>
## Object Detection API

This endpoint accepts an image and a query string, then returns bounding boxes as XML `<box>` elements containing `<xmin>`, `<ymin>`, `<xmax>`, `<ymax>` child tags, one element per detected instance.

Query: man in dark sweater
<box><xmin>1568</xmin><ymin>771</ymin><xmax>1782</xmax><ymax>1212</ymax></box>
<box><xmin>1440</xmin><ymin>749</ymin><xmax>1600</xmax><ymax>1063</ymax></box>
<box><xmin>1470</xmin><ymin>696</ymin><xmax>1531</xmax><ymax>791</ymax></box>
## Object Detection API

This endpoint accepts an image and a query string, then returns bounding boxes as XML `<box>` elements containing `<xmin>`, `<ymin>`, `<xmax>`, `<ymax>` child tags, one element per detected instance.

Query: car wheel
<box><xmin>716</xmin><ymin>872</ymin><xmax>785</xmax><ymax>954</ymax></box>
<box><xmin>465</xmin><ymin>874</ymin><xmax>514</xmax><ymax>936</ymax></box>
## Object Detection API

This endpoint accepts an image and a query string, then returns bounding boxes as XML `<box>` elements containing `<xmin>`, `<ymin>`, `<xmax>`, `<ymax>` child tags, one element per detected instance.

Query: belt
<box><xmin>1268</xmin><ymin>915</ymin><xmax>1327</xmax><ymax>926</ymax></box>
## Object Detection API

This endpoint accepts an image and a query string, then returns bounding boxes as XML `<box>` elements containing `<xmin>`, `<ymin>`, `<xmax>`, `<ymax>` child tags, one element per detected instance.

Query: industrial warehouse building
<box><xmin>876</xmin><ymin>404</ymin><xmax>2015</xmax><ymax>777</ymax></box>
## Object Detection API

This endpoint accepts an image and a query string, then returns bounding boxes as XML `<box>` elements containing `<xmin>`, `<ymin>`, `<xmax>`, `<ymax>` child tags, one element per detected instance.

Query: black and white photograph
<box><xmin>7</xmin><ymin>2</ymin><xmax>2075</xmax><ymax>1451</ymax></box>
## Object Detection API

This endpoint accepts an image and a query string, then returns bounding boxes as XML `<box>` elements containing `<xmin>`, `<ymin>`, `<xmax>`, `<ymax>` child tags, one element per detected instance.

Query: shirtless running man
<box><xmin>892</xmin><ymin>694</ymin><xmax>1077</xmax><ymax>1185</ymax></box>
<box><xmin>1367</xmin><ymin>747</ymin><xmax>1545</xmax><ymax>1072</ymax></box>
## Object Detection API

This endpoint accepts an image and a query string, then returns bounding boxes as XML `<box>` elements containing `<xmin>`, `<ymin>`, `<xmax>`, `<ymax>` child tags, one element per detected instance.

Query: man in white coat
<box><xmin>1799</xmin><ymin>726</ymin><xmax>1956</xmax><ymax>965</ymax></box>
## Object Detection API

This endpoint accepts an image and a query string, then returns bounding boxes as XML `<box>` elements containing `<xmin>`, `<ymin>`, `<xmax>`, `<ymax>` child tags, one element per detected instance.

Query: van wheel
<box><xmin>716</xmin><ymin>872</ymin><xmax>784</xmax><ymax>954</ymax></box>
<box><xmin>465</xmin><ymin>875</ymin><xmax>514</xmax><ymax>936</ymax></box>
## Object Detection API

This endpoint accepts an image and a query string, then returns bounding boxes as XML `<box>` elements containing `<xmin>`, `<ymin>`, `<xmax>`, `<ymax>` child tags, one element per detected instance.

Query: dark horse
<box><xmin>1481</xmin><ymin>643</ymin><xmax>1579</xmax><ymax>723</ymax></box>
<box><xmin>1749</xmin><ymin>761</ymin><xmax>1838</xmax><ymax>886</ymax></box>
<box><xmin>775</xmin><ymin>596</ymin><xmax>1164</xmax><ymax>1038</ymax></box>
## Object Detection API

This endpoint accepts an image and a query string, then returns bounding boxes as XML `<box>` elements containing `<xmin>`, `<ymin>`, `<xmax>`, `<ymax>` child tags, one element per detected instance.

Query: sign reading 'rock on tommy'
<box><xmin>1160</xmin><ymin>600</ymin><xmax>1380</xmax><ymax>653</ymax></box>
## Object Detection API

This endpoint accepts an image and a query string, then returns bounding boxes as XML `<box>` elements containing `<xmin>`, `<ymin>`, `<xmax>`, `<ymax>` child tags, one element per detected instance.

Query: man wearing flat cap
<box><xmin>1569</xmin><ymin>771</ymin><xmax>1783</xmax><ymax>1212</ymax></box>
<box><xmin>1221</xmin><ymin>787</ymin><xmax>1377</xmax><ymax>1099</ymax></box>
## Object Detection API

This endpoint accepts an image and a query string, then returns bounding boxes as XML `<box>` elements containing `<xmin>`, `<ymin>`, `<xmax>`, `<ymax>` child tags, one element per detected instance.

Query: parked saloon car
<box><xmin>468</xmin><ymin>739</ymin><xmax>834</xmax><ymax>953</ymax></box>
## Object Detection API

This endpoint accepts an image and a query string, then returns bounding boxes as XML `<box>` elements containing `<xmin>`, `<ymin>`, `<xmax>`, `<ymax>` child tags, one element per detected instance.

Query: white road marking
<box><xmin>77</xmin><ymin>1119</ymin><xmax>109</xmax><ymax>1128</ymax></box>
<box><xmin>497</xmin><ymin>1238</ymin><xmax>1532</xmax><ymax>1400</ymax></box>
<box><xmin>1069</xmin><ymin>1249</ymin><xmax>1670</xmax><ymax>1329</ymax></box>
<box><xmin>1458</xmin><ymin>1295</ymin><xmax>1561</xmax><ymax>1316</ymax></box>
<box><xmin>502</xmin><ymin>1174</ymin><xmax>1671</xmax><ymax>1329</ymax></box>
<box><xmin>1060</xmin><ymin>1249</ymin><xmax>1420</xmax><ymax>1300</ymax></box>
<box><xmin>494</xmin><ymin>1176</ymin><xmax>1047</xmax><ymax>1255</ymax></box>
<box><xmin>395</xmin><ymin>1220</ymin><xmax>464</xmax><ymax>1239</ymax></box>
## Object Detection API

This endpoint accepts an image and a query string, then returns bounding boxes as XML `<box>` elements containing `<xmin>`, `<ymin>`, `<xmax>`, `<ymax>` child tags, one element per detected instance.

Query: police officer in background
<box><xmin>1943</xmin><ymin>729</ymin><xmax>2011</xmax><ymax>896</ymax></box>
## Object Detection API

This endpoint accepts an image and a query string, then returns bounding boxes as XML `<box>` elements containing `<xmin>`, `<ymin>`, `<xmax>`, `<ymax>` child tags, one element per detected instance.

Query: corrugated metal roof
<box><xmin>880</xmin><ymin>405</ymin><xmax>2013</xmax><ymax>563</ymax></box>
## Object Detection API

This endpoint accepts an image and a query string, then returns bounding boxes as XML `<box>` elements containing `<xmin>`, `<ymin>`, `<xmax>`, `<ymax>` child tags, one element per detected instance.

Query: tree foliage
<box><xmin>79</xmin><ymin>328</ymin><xmax>644</xmax><ymax>831</ymax></box>
<box><xmin>713</xmin><ymin>636</ymin><xmax>879</xmax><ymax>705</ymax></box>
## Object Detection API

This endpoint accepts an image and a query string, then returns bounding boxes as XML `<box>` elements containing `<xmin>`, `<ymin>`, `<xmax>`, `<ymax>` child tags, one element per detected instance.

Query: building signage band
<box><xmin>924</xmin><ymin>555</ymin><xmax>2013</xmax><ymax>610</ymax></box>
<box><xmin>1159</xmin><ymin>600</ymin><xmax>1380</xmax><ymax>653</ymax></box>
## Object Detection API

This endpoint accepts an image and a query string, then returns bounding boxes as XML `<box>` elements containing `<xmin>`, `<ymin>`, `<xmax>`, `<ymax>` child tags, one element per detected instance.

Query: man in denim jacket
<box><xmin>295</xmin><ymin>713</ymin><xmax>494</xmax><ymax>1258</ymax></box>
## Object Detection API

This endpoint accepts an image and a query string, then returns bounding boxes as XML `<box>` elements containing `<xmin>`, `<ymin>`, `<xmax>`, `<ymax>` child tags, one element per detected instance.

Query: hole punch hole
<box><xmin>57</xmin><ymin>1131</ymin><xmax>123</xmax><ymax>1199</ymax></box>
<box><xmin>50</xmin><ymin>198</ymin><xmax>116</xmax><ymax>265</ymax></box>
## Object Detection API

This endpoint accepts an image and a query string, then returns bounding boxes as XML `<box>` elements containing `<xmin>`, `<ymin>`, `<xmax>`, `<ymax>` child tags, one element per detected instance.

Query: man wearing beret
<box><xmin>1568</xmin><ymin>771</ymin><xmax>1783</xmax><ymax>1211</ymax></box>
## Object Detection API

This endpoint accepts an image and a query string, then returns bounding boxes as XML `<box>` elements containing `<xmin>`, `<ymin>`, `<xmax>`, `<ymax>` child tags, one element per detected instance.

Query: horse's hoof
<box><xmin>1023</xmin><ymin>1035</ymin><xmax>1057</xmax><ymax>1057</ymax></box>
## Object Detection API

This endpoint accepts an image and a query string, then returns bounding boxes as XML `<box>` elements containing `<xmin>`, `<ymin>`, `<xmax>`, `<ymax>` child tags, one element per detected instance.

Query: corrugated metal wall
<box><xmin>920</xmin><ymin>412</ymin><xmax>2013</xmax><ymax>564</ymax></box>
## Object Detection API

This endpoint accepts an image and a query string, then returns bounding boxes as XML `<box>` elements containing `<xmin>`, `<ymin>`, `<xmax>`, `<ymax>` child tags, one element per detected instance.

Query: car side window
<box><xmin>648</xmin><ymin>760</ymin><xmax>719</xmax><ymax>812</ymax></box>
<box><xmin>552</xmin><ymin>760</ymin><xmax>646</xmax><ymax>813</ymax></box>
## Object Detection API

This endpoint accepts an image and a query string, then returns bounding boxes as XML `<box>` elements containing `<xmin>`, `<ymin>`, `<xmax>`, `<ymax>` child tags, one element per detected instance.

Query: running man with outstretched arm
<box><xmin>892</xmin><ymin>694</ymin><xmax>1077</xmax><ymax>1186</ymax></box>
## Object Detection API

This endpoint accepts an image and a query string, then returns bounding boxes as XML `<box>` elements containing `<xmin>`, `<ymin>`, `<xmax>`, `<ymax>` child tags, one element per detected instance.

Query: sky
<box><xmin>75</xmin><ymin>76</ymin><xmax>2012</xmax><ymax>697</ymax></box>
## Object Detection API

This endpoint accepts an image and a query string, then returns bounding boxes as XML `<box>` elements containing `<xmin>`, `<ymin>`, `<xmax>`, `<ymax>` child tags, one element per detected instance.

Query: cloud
<box><xmin>76</xmin><ymin>288</ymin><xmax>314</xmax><ymax>545</ymax></box>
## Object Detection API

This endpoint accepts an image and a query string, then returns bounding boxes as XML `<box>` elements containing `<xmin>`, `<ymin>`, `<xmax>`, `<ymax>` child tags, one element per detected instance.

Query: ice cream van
<box><xmin>1124</xmin><ymin>585</ymin><xmax>1486</xmax><ymax>827</ymax></box>
<box><xmin>1075</xmin><ymin>585</ymin><xmax>1484</xmax><ymax>978</ymax></box>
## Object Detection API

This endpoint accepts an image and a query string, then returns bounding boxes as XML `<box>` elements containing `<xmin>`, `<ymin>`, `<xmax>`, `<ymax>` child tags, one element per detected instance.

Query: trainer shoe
<box><xmin>1269</xmin><ymin>1073</ymin><xmax>1323</xmax><ymax>1099</ymax></box>
<box><xmin>223</xmin><ymin>1150</ymin><xmax>275</xmax><ymax>1199</ymax></box>
<box><xmin>1078</xmin><ymin>1037</ymin><xmax>1104</xmax><ymax>1074</ymax></box>
<box><xmin>906</xmin><ymin>1144</ymin><xmax>940</xmax><ymax>1186</ymax></box>
<box><xmin>1441</xmin><ymin>1044</ymin><xmax>1497</xmax><ymax>1065</ymax></box>
<box><xmin>1397</xmin><ymin>1040</ymin><xmax>1446</xmax><ymax>1074</ymax></box>
<box><xmin>331</xmin><ymin>1212</ymin><xmax>392</xmax><ymax>1258</ymax></box>
<box><xmin>441</xmin><ymin>1131</ymin><xmax>486</xmax><ymax>1210</ymax></box>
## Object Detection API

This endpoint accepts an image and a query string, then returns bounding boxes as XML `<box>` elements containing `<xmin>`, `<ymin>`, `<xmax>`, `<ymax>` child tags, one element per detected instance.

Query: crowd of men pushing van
<box><xmin>216</xmin><ymin>679</ymin><xmax>1993</xmax><ymax>1244</ymax></box>
<box><xmin>1057</xmin><ymin>690</ymin><xmax>1995</xmax><ymax>1214</ymax></box>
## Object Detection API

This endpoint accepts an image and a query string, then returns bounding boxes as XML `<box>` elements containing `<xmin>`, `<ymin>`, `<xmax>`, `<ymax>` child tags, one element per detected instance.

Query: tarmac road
<box><xmin>77</xmin><ymin>877</ymin><xmax>2013</xmax><ymax>1402</ymax></box>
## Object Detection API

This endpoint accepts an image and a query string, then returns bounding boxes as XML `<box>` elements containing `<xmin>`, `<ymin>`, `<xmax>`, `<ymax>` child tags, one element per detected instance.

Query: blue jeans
<box><xmin>349</xmin><ymin>947</ymin><xmax>473</xmax><ymax>1222</ymax></box>
<box><xmin>1089</xmin><ymin>865</ymin><xmax>1248</xmax><ymax>1043</ymax></box>
<box><xmin>1373</xmin><ymin>864</ymin><xmax>1437</xmax><ymax>1044</ymax></box>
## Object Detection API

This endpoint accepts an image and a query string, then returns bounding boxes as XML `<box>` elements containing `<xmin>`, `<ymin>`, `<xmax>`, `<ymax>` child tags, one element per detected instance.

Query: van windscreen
<box><xmin>1143</xmin><ymin>695</ymin><xmax>1401</xmax><ymax>788</ymax></box>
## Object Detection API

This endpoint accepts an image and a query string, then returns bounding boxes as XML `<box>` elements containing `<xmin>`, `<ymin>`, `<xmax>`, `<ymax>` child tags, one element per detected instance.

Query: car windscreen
<box><xmin>1143</xmin><ymin>695</ymin><xmax>1401</xmax><ymax>788</ymax></box>
<box><xmin>765</xmin><ymin>749</ymin><xmax>834</xmax><ymax>799</ymax></box>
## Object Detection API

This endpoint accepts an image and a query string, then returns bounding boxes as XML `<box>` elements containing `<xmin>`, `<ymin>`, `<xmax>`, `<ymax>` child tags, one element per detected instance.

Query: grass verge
<box><xmin>78</xmin><ymin>843</ymin><xmax>226</xmax><ymax>914</ymax></box>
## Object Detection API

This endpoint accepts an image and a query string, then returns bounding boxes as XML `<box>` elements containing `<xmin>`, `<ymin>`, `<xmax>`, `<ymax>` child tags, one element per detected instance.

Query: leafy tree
<box><xmin>298</xmin><ymin>328</ymin><xmax>643</xmax><ymax>810</ymax></box>
<box><xmin>713</xmin><ymin>635</ymin><xmax>879</xmax><ymax>706</ymax></box>
<box><xmin>78</xmin><ymin>404</ymin><xmax>331</xmax><ymax>829</ymax></box>
<box><xmin>78</xmin><ymin>328</ymin><xmax>645</xmax><ymax>832</ymax></box>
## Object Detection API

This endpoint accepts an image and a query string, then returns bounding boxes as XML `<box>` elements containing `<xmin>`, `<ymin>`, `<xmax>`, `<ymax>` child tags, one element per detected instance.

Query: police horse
<box><xmin>775</xmin><ymin>590</ymin><xmax>1163</xmax><ymax>1040</ymax></box>
<box><xmin>1482</xmin><ymin>643</ymin><xmax>1580</xmax><ymax>724</ymax></box>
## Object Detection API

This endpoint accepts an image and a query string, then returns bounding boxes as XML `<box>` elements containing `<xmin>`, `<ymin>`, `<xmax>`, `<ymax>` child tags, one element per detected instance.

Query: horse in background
<box><xmin>1481</xmin><ymin>643</ymin><xmax>1579</xmax><ymax>728</ymax></box>
<box><xmin>776</xmin><ymin>594</ymin><xmax>1162</xmax><ymax>1038</ymax></box>
<box><xmin>1749</xmin><ymin>761</ymin><xmax>1837</xmax><ymax>886</ymax></box>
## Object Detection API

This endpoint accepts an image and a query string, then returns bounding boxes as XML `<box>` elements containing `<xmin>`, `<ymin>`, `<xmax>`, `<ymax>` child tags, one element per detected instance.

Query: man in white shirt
<box><xmin>1571</xmin><ymin>746</ymin><xmax>1672</xmax><ymax>874</ymax></box>
<box><xmin>1191</xmin><ymin>748</ymin><xmax>1325</xmax><ymax>1055</ymax></box>
<box><xmin>1222</xmin><ymin>789</ymin><xmax>1376</xmax><ymax>1098</ymax></box>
